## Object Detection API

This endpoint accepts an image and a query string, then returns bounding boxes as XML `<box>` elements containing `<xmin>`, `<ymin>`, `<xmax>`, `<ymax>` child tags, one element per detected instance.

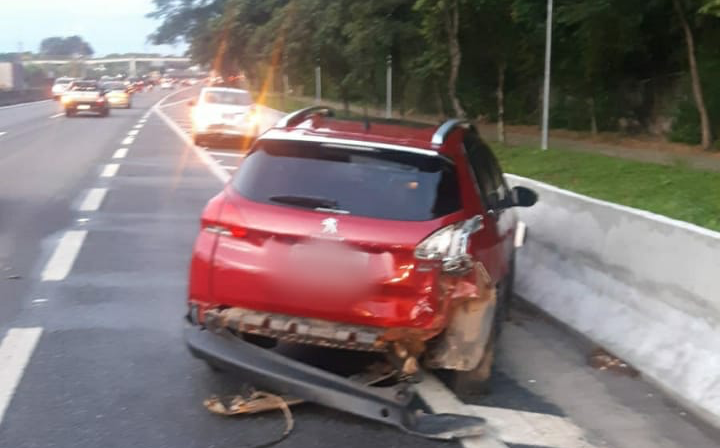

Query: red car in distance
<box><xmin>185</xmin><ymin>106</ymin><xmax>537</xmax><ymax>437</ymax></box>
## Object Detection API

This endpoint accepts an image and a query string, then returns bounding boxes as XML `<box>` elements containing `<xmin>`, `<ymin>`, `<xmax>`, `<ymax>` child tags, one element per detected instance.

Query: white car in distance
<box><xmin>189</xmin><ymin>87</ymin><xmax>259</xmax><ymax>148</ymax></box>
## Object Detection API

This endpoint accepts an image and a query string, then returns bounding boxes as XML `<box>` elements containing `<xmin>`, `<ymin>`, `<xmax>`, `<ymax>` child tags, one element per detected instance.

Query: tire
<box><xmin>126</xmin><ymin>103</ymin><xmax>132</xmax><ymax>109</ymax></box>
<box><xmin>65</xmin><ymin>109</ymin><xmax>75</xmax><ymax>117</ymax></box>
<box><xmin>494</xmin><ymin>255</ymin><xmax>515</xmax><ymax>336</ymax></box>
<box><xmin>444</xmin><ymin>265</ymin><xmax>514</xmax><ymax>395</ymax></box>
<box><xmin>100</xmin><ymin>108</ymin><xmax>109</xmax><ymax>117</ymax></box>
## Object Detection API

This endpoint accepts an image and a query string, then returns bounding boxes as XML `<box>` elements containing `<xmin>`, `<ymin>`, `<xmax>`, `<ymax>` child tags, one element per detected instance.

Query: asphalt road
<box><xmin>0</xmin><ymin>87</ymin><xmax>718</xmax><ymax>448</ymax></box>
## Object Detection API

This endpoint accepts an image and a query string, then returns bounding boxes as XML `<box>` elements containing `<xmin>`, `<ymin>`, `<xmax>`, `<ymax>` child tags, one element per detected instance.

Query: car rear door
<box><xmin>463</xmin><ymin>135</ymin><xmax>515</xmax><ymax>282</ymax></box>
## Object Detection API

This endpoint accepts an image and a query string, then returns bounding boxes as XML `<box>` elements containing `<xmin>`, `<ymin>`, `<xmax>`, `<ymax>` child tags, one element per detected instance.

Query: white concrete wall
<box><xmin>506</xmin><ymin>174</ymin><xmax>720</xmax><ymax>427</ymax></box>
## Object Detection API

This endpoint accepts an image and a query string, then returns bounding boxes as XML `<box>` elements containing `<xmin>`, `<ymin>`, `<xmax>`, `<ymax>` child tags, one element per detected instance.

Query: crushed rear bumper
<box><xmin>185</xmin><ymin>324</ymin><xmax>486</xmax><ymax>440</ymax></box>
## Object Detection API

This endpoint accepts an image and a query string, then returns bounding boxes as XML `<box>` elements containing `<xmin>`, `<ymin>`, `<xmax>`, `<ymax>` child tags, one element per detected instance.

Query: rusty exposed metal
<box><xmin>204</xmin><ymin>307</ymin><xmax>388</xmax><ymax>352</ymax></box>
<box><xmin>424</xmin><ymin>262</ymin><xmax>497</xmax><ymax>371</ymax></box>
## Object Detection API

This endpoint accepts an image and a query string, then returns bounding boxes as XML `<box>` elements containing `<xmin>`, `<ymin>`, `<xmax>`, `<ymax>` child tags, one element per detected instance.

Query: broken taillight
<box><xmin>414</xmin><ymin>216</ymin><xmax>483</xmax><ymax>273</ymax></box>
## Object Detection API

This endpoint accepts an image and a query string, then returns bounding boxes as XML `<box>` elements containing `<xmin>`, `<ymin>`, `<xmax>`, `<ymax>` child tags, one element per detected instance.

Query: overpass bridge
<box><xmin>22</xmin><ymin>57</ymin><xmax>192</xmax><ymax>77</ymax></box>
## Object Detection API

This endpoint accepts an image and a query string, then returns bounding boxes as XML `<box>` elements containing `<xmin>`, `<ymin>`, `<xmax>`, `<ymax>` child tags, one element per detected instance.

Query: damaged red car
<box><xmin>185</xmin><ymin>106</ymin><xmax>537</xmax><ymax>438</ymax></box>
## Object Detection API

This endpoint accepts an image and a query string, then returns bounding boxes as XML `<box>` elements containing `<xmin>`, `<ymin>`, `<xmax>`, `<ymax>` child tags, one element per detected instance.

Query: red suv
<box><xmin>185</xmin><ymin>107</ymin><xmax>537</xmax><ymax>437</ymax></box>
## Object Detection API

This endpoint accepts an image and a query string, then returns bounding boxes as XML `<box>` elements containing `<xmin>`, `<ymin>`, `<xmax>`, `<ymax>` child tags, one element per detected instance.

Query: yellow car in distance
<box><xmin>102</xmin><ymin>81</ymin><xmax>132</xmax><ymax>109</ymax></box>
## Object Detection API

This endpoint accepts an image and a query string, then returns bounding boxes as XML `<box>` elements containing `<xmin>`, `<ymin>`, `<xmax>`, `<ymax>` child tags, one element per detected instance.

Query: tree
<box><xmin>673</xmin><ymin>0</ymin><xmax>712</xmax><ymax>149</ymax></box>
<box><xmin>39</xmin><ymin>36</ymin><xmax>93</xmax><ymax>57</ymax></box>
<box><xmin>415</xmin><ymin>0</ymin><xmax>466</xmax><ymax>118</ymax></box>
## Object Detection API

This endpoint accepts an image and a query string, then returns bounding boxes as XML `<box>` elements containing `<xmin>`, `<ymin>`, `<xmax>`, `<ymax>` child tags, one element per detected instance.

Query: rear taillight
<box><xmin>202</xmin><ymin>221</ymin><xmax>247</xmax><ymax>238</ymax></box>
<box><xmin>199</xmin><ymin>192</ymin><xmax>246</xmax><ymax>238</ymax></box>
<box><xmin>96</xmin><ymin>97</ymin><xmax>105</xmax><ymax>103</ymax></box>
<box><xmin>414</xmin><ymin>216</ymin><xmax>483</xmax><ymax>273</ymax></box>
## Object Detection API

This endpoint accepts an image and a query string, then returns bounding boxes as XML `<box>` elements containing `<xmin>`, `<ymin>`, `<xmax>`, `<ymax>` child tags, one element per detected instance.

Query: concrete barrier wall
<box><xmin>506</xmin><ymin>173</ymin><xmax>720</xmax><ymax>427</ymax></box>
<box><xmin>0</xmin><ymin>89</ymin><xmax>51</xmax><ymax>107</ymax></box>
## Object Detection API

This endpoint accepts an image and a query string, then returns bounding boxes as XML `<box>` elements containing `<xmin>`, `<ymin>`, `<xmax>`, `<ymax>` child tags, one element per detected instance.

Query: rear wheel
<box><xmin>445</xmin><ymin>268</ymin><xmax>513</xmax><ymax>394</ymax></box>
<box><xmin>65</xmin><ymin>109</ymin><xmax>75</xmax><ymax>117</ymax></box>
<box><xmin>100</xmin><ymin>108</ymin><xmax>109</xmax><ymax>117</ymax></box>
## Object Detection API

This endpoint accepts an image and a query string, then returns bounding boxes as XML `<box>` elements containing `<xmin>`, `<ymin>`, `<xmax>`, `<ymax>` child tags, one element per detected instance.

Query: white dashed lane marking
<box><xmin>113</xmin><ymin>148</ymin><xmax>128</xmax><ymax>159</ymax></box>
<box><xmin>100</xmin><ymin>164</ymin><xmax>119</xmax><ymax>178</ymax></box>
<box><xmin>40</xmin><ymin>230</ymin><xmax>87</xmax><ymax>281</ymax></box>
<box><xmin>128</xmin><ymin>130</ymin><xmax>139</xmax><ymax>136</ymax></box>
<box><xmin>121</xmin><ymin>136</ymin><xmax>134</xmax><ymax>145</ymax></box>
<box><xmin>0</xmin><ymin>132</ymin><xmax>6</xmax><ymax>137</ymax></box>
<box><xmin>133</xmin><ymin>124</ymin><xmax>143</xmax><ymax>129</ymax></box>
<box><xmin>49</xmin><ymin>113</ymin><xmax>64</xmax><ymax>119</ymax></box>
<box><xmin>78</xmin><ymin>188</ymin><xmax>107</xmax><ymax>212</ymax></box>
<box><xmin>0</xmin><ymin>328</ymin><xmax>43</xmax><ymax>425</ymax></box>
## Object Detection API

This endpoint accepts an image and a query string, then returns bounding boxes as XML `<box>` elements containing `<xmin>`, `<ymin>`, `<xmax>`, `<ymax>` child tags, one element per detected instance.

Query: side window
<box><xmin>464</xmin><ymin>135</ymin><xmax>508</xmax><ymax>209</ymax></box>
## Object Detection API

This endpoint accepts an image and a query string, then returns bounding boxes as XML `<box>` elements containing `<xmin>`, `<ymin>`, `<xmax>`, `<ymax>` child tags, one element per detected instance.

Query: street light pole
<box><xmin>386</xmin><ymin>54</ymin><xmax>392</xmax><ymax>119</ymax></box>
<box><xmin>315</xmin><ymin>59</ymin><xmax>322</xmax><ymax>104</ymax></box>
<box><xmin>541</xmin><ymin>0</ymin><xmax>553</xmax><ymax>151</ymax></box>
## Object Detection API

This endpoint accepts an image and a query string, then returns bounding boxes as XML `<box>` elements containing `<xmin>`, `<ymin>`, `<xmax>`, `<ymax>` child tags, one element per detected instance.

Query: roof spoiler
<box><xmin>276</xmin><ymin>106</ymin><xmax>334</xmax><ymax>128</ymax></box>
<box><xmin>431</xmin><ymin>119</ymin><xmax>477</xmax><ymax>146</ymax></box>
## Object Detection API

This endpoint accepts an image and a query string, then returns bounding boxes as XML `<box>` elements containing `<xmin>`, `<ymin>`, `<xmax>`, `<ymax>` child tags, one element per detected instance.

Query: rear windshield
<box><xmin>54</xmin><ymin>78</ymin><xmax>73</xmax><ymax>85</ymax></box>
<box><xmin>204</xmin><ymin>90</ymin><xmax>252</xmax><ymax>106</ymax></box>
<box><xmin>104</xmin><ymin>82</ymin><xmax>126</xmax><ymax>91</ymax></box>
<box><xmin>231</xmin><ymin>140</ymin><xmax>461</xmax><ymax>221</ymax></box>
<box><xmin>69</xmin><ymin>82</ymin><xmax>100</xmax><ymax>91</ymax></box>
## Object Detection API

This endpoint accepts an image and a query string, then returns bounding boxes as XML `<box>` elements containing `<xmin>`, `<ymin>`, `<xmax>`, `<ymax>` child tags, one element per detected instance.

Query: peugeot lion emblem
<box><xmin>321</xmin><ymin>217</ymin><xmax>338</xmax><ymax>234</ymax></box>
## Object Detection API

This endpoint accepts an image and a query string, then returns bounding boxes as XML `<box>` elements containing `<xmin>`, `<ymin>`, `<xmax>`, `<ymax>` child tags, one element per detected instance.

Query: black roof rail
<box><xmin>276</xmin><ymin>105</ymin><xmax>334</xmax><ymax>128</ymax></box>
<box><xmin>431</xmin><ymin>119</ymin><xmax>476</xmax><ymax>146</ymax></box>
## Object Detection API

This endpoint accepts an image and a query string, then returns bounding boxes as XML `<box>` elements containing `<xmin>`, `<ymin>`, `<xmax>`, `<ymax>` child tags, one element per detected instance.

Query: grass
<box><xmin>258</xmin><ymin>94</ymin><xmax>313</xmax><ymax>112</ymax></box>
<box><xmin>494</xmin><ymin>145</ymin><xmax>720</xmax><ymax>232</ymax></box>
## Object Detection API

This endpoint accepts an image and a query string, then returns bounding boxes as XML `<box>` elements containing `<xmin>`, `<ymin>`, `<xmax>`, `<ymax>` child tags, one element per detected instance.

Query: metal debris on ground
<box><xmin>588</xmin><ymin>348</ymin><xmax>639</xmax><ymax>377</ymax></box>
<box><xmin>205</xmin><ymin>391</ymin><xmax>297</xmax><ymax>447</ymax></box>
<box><xmin>203</xmin><ymin>366</ymin><xmax>400</xmax><ymax>445</ymax></box>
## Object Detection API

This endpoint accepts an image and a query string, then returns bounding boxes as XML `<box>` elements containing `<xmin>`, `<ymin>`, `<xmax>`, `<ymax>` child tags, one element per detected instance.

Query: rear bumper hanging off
<box><xmin>185</xmin><ymin>324</ymin><xmax>486</xmax><ymax>440</ymax></box>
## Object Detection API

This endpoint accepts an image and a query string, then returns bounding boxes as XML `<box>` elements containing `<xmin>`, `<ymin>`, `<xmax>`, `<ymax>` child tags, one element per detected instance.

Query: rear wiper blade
<box><xmin>269</xmin><ymin>195</ymin><xmax>341</xmax><ymax>210</ymax></box>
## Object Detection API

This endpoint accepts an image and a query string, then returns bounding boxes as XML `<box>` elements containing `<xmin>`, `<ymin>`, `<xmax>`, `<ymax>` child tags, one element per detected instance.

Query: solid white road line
<box><xmin>49</xmin><ymin>112</ymin><xmax>64</xmax><ymax>119</ymax></box>
<box><xmin>153</xmin><ymin>104</ymin><xmax>231</xmax><ymax>184</ymax></box>
<box><xmin>128</xmin><ymin>129</ymin><xmax>139</xmax><ymax>136</ymax></box>
<box><xmin>112</xmin><ymin>148</ymin><xmax>128</xmax><ymax>159</ymax></box>
<box><xmin>0</xmin><ymin>328</ymin><xmax>43</xmax><ymax>425</ymax></box>
<box><xmin>0</xmin><ymin>99</ymin><xmax>52</xmax><ymax>110</ymax></box>
<box><xmin>121</xmin><ymin>136</ymin><xmax>135</xmax><ymax>145</ymax></box>
<box><xmin>78</xmin><ymin>188</ymin><xmax>107</xmax><ymax>212</ymax></box>
<box><xmin>100</xmin><ymin>164</ymin><xmax>119</xmax><ymax>178</ymax></box>
<box><xmin>158</xmin><ymin>98</ymin><xmax>192</xmax><ymax>109</ymax></box>
<box><xmin>40</xmin><ymin>230</ymin><xmax>87</xmax><ymax>281</ymax></box>
<box><xmin>208</xmin><ymin>150</ymin><xmax>244</xmax><ymax>157</ymax></box>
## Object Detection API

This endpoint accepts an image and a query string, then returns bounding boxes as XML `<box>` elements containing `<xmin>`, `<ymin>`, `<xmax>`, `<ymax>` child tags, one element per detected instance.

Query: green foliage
<box><xmin>148</xmin><ymin>0</ymin><xmax>720</xmax><ymax>143</ymax></box>
<box><xmin>39</xmin><ymin>36</ymin><xmax>93</xmax><ymax>56</ymax></box>
<box><xmin>495</xmin><ymin>144</ymin><xmax>720</xmax><ymax>231</ymax></box>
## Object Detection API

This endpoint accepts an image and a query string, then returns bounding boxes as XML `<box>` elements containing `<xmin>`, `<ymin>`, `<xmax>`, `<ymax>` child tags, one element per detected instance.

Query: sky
<box><xmin>0</xmin><ymin>0</ymin><xmax>188</xmax><ymax>56</ymax></box>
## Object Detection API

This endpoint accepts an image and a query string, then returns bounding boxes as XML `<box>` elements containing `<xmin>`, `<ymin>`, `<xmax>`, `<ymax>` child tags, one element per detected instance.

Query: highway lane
<box><xmin>0</xmin><ymin>91</ymin><xmax>164</xmax><ymax>327</ymax></box>
<box><xmin>0</xmin><ymin>87</ymin><xmax>718</xmax><ymax>448</ymax></box>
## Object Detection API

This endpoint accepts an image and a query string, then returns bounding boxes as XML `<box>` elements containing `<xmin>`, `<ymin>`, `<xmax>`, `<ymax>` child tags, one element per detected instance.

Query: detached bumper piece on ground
<box><xmin>185</xmin><ymin>325</ymin><xmax>486</xmax><ymax>440</ymax></box>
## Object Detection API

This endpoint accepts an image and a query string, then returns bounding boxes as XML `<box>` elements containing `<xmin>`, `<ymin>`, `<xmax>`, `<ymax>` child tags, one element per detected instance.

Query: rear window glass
<box><xmin>204</xmin><ymin>90</ymin><xmax>252</xmax><ymax>106</ymax></box>
<box><xmin>104</xmin><ymin>82</ymin><xmax>126</xmax><ymax>91</ymax></box>
<box><xmin>231</xmin><ymin>140</ymin><xmax>461</xmax><ymax>221</ymax></box>
<box><xmin>69</xmin><ymin>82</ymin><xmax>99</xmax><ymax>91</ymax></box>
